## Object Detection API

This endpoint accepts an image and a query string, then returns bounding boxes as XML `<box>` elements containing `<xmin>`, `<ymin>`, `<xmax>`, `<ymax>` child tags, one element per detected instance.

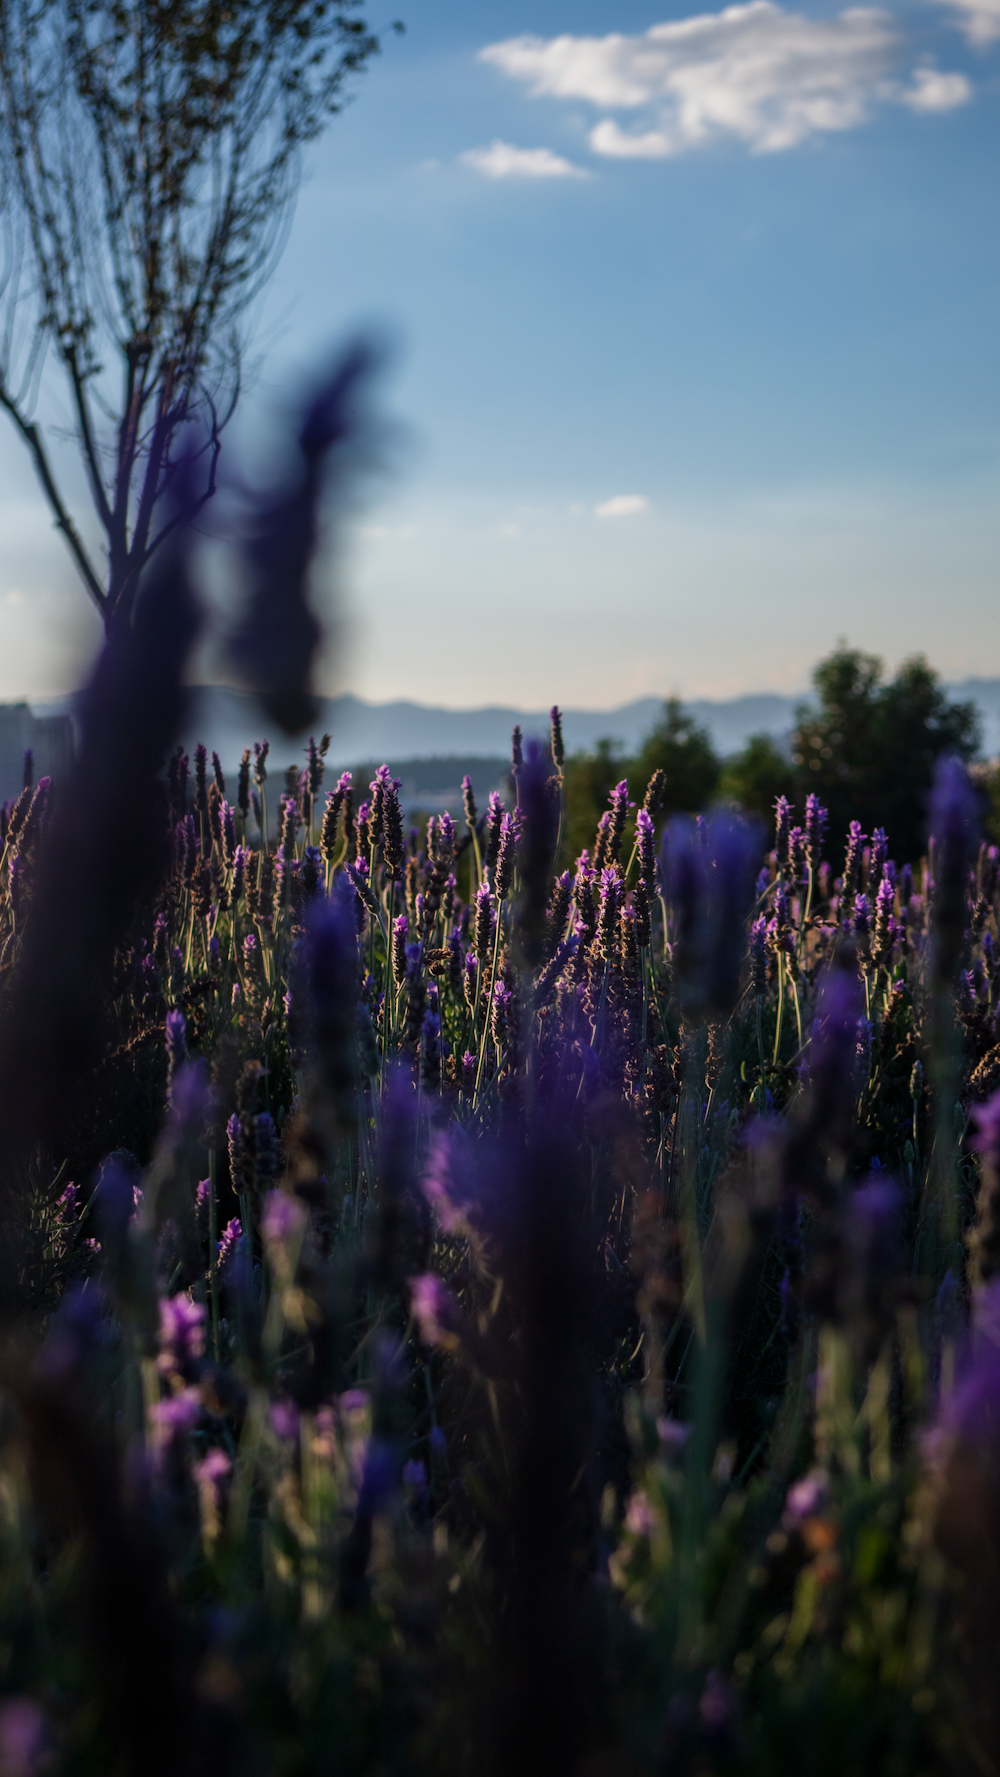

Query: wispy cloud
<box><xmin>898</xmin><ymin>64</ymin><xmax>972</xmax><ymax>109</ymax></box>
<box><xmin>595</xmin><ymin>495</ymin><xmax>649</xmax><ymax>519</ymax></box>
<box><xmin>480</xmin><ymin>5</ymin><xmax>970</xmax><ymax>158</ymax></box>
<box><xmin>937</xmin><ymin>0</ymin><xmax>1000</xmax><ymax>43</ymax></box>
<box><xmin>459</xmin><ymin>140</ymin><xmax>589</xmax><ymax>179</ymax></box>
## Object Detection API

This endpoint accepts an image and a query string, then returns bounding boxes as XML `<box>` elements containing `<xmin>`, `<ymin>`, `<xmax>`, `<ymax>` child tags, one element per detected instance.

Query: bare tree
<box><xmin>0</xmin><ymin>0</ymin><xmax>385</xmax><ymax>631</ymax></box>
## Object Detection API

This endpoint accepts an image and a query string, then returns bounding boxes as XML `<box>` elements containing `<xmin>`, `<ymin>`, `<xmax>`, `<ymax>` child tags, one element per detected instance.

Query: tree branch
<box><xmin>0</xmin><ymin>384</ymin><xmax>106</xmax><ymax>617</ymax></box>
<box><xmin>63</xmin><ymin>343</ymin><xmax>114</xmax><ymax>535</ymax></box>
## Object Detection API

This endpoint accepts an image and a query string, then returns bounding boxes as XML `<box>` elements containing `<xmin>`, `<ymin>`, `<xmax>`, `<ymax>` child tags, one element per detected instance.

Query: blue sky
<box><xmin>1</xmin><ymin>0</ymin><xmax>998</xmax><ymax>708</ymax></box>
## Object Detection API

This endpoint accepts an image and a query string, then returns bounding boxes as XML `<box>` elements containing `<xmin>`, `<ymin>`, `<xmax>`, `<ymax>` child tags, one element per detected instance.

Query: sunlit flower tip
<box><xmin>484</xmin><ymin>791</ymin><xmax>504</xmax><ymax>873</ymax></box>
<box><xmin>635</xmin><ymin>805</ymin><xmax>656</xmax><ymax>885</ymax></box>
<box><xmin>217</xmin><ymin>1217</ymin><xmax>242</xmax><ymax>1270</ymax></box>
<box><xmin>491</xmin><ymin>979</ymin><xmax>512</xmax><ymax>1044</ymax></box>
<box><xmin>774</xmin><ymin>794</ymin><xmax>791</xmax><ymax>858</ymax></box>
<box><xmin>409</xmin><ymin>1272</ymin><xmax>464</xmax><ymax>1348</ymax></box>
<box><xmin>57</xmin><ymin>1181</ymin><xmax>78</xmax><ymax>1217</ymax></box>
<box><xmin>495</xmin><ymin>813</ymin><xmax>516</xmax><ymax>900</ymax></box>
<box><xmin>269</xmin><ymin>1399</ymin><xmax>300</xmax><ymax>1441</ymax></box>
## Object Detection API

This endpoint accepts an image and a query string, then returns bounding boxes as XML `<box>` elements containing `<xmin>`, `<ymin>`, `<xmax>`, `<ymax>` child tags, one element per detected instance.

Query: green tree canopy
<box><xmin>561</xmin><ymin>738</ymin><xmax>630</xmax><ymax>864</ymax></box>
<box><xmin>791</xmin><ymin>648</ymin><xmax>980</xmax><ymax>865</ymax></box>
<box><xmin>718</xmin><ymin>732</ymin><xmax>792</xmax><ymax>820</ymax></box>
<box><xmin>632</xmin><ymin>698</ymin><xmax>720</xmax><ymax>818</ymax></box>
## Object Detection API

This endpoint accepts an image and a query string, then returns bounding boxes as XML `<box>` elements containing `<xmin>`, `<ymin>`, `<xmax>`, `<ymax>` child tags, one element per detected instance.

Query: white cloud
<box><xmin>480</xmin><ymin>8</ymin><xmax>971</xmax><ymax>156</ymax></box>
<box><xmin>937</xmin><ymin>0</ymin><xmax>1000</xmax><ymax>42</ymax></box>
<box><xmin>459</xmin><ymin>140</ymin><xmax>589</xmax><ymax>179</ymax></box>
<box><xmin>899</xmin><ymin>65</ymin><xmax>971</xmax><ymax>110</ymax></box>
<box><xmin>595</xmin><ymin>495</ymin><xmax>649</xmax><ymax>519</ymax></box>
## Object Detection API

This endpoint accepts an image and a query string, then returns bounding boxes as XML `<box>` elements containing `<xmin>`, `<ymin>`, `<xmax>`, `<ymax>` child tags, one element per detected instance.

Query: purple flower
<box><xmin>929</xmin><ymin>753</ymin><xmax>978</xmax><ymax>980</ymax></box>
<box><xmin>474</xmin><ymin>880</ymin><xmax>494</xmax><ymax>961</ymax></box>
<box><xmin>784</xmin><ymin>1468</ymin><xmax>829</xmax><ymax>1524</ymax></box>
<box><xmin>357</xmin><ymin>1437</ymin><xmax>399</xmax><ymax>1517</ymax></box>
<box><xmin>227</xmin><ymin>345</ymin><xmax>380</xmax><ymax>733</ymax></box>
<box><xmin>804</xmin><ymin>794</ymin><xmax>828</xmax><ymax>870</ymax></box>
<box><xmin>516</xmin><ymin>737</ymin><xmax>559</xmax><ymax>964</ymax></box>
<box><xmin>254</xmin><ymin>1111</ymin><xmax>280</xmax><ymax>1182</ymax></box>
<box><xmin>262</xmin><ymin>1189</ymin><xmax>306</xmax><ymax>1247</ymax></box>
<box><xmin>295</xmin><ymin>876</ymin><xmax>361</xmax><ymax>1109</ymax></box>
<box><xmin>410</xmin><ymin>1273</ymin><xmax>464</xmax><ymax>1349</ymax></box>
<box><xmin>164</xmin><ymin>1007</ymin><xmax>187</xmax><ymax>1093</ymax></box>
<box><xmin>152</xmin><ymin>1387</ymin><xmax>202</xmax><ymax>1433</ymax></box>
<box><xmin>422</xmin><ymin>1128</ymin><xmax>467</xmax><ymax>1233</ymax></box>
<box><xmin>970</xmin><ymin>1089</ymin><xmax>1000</xmax><ymax>1174</ymax></box>
<box><xmin>662</xmin><ymin>810</ymin><xmax>761</xmax><ymax>1021</ymax></box>
<box><xmin>159</xmin><ymin>1294</ymin><xmax>205</xmax><ymax>1366</ymax></box>
<box><xmin>36</xmin><ymin>1283</ymin><xmax>107</xmax><ymax>1381</ymax></box>
<box><xmin>494</xmin><ymin>812</ymin><xmax>516</xmax><ymax>901</ymax></box>
<box><xmin>636</xmin><ymin>806</ymin><xmax>656</xmax><ymax>886</ymax></box>
<box><xmin>270</xmin><ymin>1399</ymin><xmax>301</xmax><ymax>1441</ymax></box>
<box><xmin>216</xmin><ymin>1217</ymin><xmax>242</xmax><ymax>1271</ymax></box>
<box><xmin>624</xmin><ymin>1489</ymin><xmax>657</xmax><ymax>1537</ymax></box>
<box><xmin>699</xmin><ymin>1672</ymin><xmax>736</xmax><ymax>1738</ymax></box>
<box><xmin>490</xmin><ymin>979</ymin><xmax>513</xmax><ymax>1046</ymax></box>
<box><xmin>165</xmin><ymin>1059</ymin><xmax>212</xmax><ymax>1143</ymax></box>
<box><xmin>420</xmin><ymin>1008</ymin><xmax>441</xmax><ymax>1089</ymax></box>
<box><xmin>842</xmin><ymin>820</ymin><xmax>865</xmax><ymax>903</ymax></box>
<box><xmin>774</xmin><ymin>795</ymin><xmax>791</xmax><ymax>865</ymax></box>
<box><xmin>0</xmin><ymin>1697</ymin><xmax>47</xmax><ymax>1774</ymax></box>
<box><xmin>402</xmin><ymin>1458</ymin><xmax>428</xmax><ymax>1490</ymax></box>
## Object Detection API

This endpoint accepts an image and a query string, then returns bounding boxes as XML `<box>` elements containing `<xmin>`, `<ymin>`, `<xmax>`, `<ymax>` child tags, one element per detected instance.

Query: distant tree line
<box><xmin>562</xmin><ymin>647</ymin><xmax>982</xmax><ymax>866</ymax></box>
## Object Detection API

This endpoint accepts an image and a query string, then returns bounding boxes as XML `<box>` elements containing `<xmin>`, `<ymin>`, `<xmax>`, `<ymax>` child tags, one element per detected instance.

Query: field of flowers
<box><xmin>0</xmin><ymin>379</ymin><xmax>997</xmax><ymax>1777</ymax></box>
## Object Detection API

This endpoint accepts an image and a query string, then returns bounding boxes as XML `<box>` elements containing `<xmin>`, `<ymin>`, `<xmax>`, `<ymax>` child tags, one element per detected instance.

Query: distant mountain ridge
<box><xmin>28</xmin><ymin>677</ymin><xmax>1000</xmax><ymax>777</ymax></box>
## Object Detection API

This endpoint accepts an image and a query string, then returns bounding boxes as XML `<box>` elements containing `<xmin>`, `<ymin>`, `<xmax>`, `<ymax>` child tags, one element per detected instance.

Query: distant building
<box><xmin>0</xmin><ymin>703</ymin><xmax>75</xmax><ymax>804</ymax></box>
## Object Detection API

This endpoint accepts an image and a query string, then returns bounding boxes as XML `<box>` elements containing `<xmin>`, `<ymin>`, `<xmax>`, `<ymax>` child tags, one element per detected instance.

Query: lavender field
<box><xmin>1</xmin><ymin>0</ymin><xmax>999</xmax><ymax>1767</ymax></box>
<box><xmin>0</xmin><ymin>402</ymin><xmax>998</xmax><ymax>1776</ymax></box>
